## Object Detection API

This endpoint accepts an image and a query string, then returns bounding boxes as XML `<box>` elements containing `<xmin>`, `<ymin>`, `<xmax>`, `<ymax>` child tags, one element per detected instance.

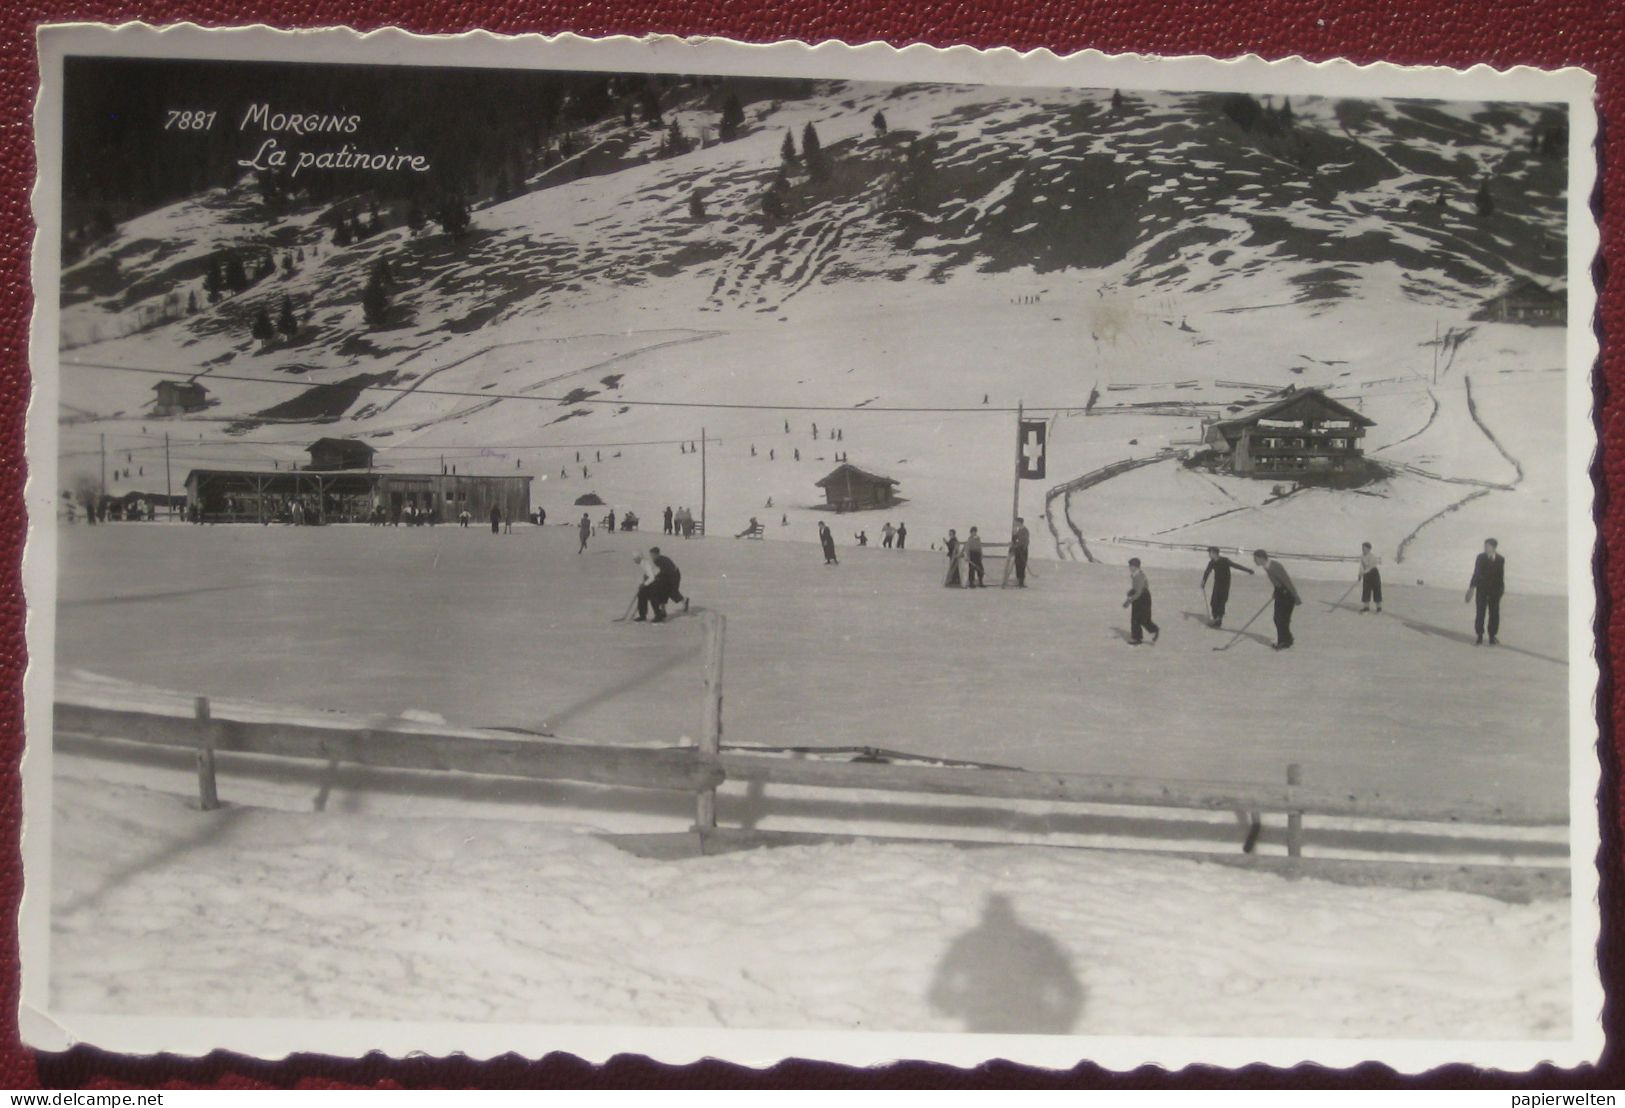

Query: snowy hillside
<box><xmin>57</xmin><ymin>81</ymin><xmax>1573</xmax><ymax>589</ymax></box>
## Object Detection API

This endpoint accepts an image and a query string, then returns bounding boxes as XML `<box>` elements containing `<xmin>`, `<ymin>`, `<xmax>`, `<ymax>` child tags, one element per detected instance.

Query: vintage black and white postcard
<box><xmin>21</xmin><ymin>24</ymin><xmax>1602</xmax><ymax>1070</ymax></box>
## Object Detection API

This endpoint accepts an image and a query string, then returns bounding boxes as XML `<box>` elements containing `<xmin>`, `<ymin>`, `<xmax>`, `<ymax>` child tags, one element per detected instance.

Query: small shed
<box><xmin>815</xmin><ymin>463</ymin><xmax>900</xmax><ymax>512</ymax></box>
<box><xmin>1475</xmin><ymin>279</ymin><xmax>1566</xmax><ymax>325</ymax></box>
<box><xmin>574</xmin><ymin>492</ymin><xmax>605</xmax><ymax>506</ymax></box>
<box><xmin>151</xmin><ymin>380</ymin><xmax>209</xmax><ymax>416</ymax></box>
<box><xmin>306</xmin><ymin>437</ymin><xmax>376</xmax><ymax>472</ymax></box>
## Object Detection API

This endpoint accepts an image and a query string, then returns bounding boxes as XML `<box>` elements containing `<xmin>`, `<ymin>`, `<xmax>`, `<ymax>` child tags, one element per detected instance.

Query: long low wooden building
<box><xmin>183</xmin><ymin>468</ymin><xmax>532</xmax><ymax>525</ymax></box>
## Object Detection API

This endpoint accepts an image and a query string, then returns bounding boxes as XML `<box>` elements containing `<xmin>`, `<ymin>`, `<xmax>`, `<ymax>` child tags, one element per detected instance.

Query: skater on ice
<box><xmin>882</xmin><ymin>522</ymin><xmax>895</xmax><ymax>549</ymax></box>
<box><xmin>633</xmin><ymin>546</ymin><xmax>687</xmax><ymax>623</ymax></box>
<box><xmin>965</xmin><ymin>527</ymin><xmax>985</xmax><ymax>587</ymax></box>
<box><xmin>1466</xmin><ymin>538</ymin><xmax>1506</xmax><ymax>645</ymax></box>
<box><xmin>943</xmin><ymin>528</ymin><xmax>962</xmax><ymax>587</ymax></box>
<box><xmin>489</xmin><ymin>505</ymin><xmax>502</xmax><ymax>534</ymax></box>
<box><xmin>1123</xmin><ymin>558</ymin><xmax>1159</xmax><ymax>645</ymax></box>
<box><xmin>1253</xmin><ymin>549</ymin><xmax>1301</xmax><ymax>650</ymax></box>
<box><xmin>1358</xmin><ymin>542</ymin><xmax>1383</xmax><ymax>613</ymax></box>
<box><xmin>896</xmin><ymin>521</ymin><xmax>908</xmax><ymax>550</ymax></box>
<box><xmin>577</xmin><ymin>512</ymin><xmax>592</xmax><ymax>553</ymax></box>
<box><xmin>1200</xmin><ymin>546</ymin><xmax>1253</xmax><ymax>627</ymax></box>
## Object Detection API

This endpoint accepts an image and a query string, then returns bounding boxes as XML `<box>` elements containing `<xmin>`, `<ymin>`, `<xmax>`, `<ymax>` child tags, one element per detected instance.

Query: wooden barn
<box><xmin>151</xmin><ymin>380</ymin><xmax>209</xmax><ymax>416</ymax></box>
<box><xmin>1475</xmin><ymin>279</ymin><xmax>1566</xmax><ymax>325</ymax></box>
<box><xmin>183</xmin><ymin>467</ymin><xmax>531</xmax><ymax>525</ymax></box>
<box><xmin>815</xmin><ymin>463</ymin><xmax>901</xmax><ymax>512</ymax></box>
<box><xmin>306</xmin><ymin>437</ymin><xmax>377</xmax><ymax>471</ymax></box>
<box><xmin>1203</xmin><ymin>387</ymin><xmax>1375</xmax><ymax>482</ymax></box>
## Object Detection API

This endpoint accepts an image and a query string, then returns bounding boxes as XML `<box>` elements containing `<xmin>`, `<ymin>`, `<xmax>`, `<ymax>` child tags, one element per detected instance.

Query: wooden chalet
<box><xmin>815</xmin><ymin>463</ymin><xmax>900</xmax><ymax>512</ymax></box>
<box><xmin>306</xmin><ymin>437</ymin><xmax>376</xmax><ymax>471</ymax></box>
<box><xmin>1203</xmin><ymin>387</ymin><xmax>1375</xmax><ymax>482</ymax></box>
<box><xmin>1475</xmin><ymin>279</ymin><xmax>1566</xmax><ymax>325</ymax></box>
<box><xmin>151</xmin><ymin>380</ymin><xmax>209</xmax><ymax>416</ymax></box>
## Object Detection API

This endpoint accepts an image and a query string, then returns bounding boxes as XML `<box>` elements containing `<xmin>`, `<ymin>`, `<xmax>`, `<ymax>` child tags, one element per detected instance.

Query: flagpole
<box><xmin>1002</xmin><ymin>401</ymin><xmax>1024</xmax><ymax>587</ymax></box>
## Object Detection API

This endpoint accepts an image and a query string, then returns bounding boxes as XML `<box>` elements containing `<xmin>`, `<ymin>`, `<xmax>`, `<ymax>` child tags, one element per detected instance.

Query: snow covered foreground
<box><xmin>51</xmin><ymin>775</ymin><xmax>1569</xmax><ymax>1040</ymax></box>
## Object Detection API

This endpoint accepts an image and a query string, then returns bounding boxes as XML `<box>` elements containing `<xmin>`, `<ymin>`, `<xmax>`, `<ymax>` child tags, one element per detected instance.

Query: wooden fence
<box><xmin>54</xmin><ymin>611</ymin><xmax>1567</xmax><ymax>895</ymax></box>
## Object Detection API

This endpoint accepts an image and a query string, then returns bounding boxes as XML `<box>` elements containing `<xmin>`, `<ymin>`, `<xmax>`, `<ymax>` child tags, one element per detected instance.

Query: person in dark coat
<box><xmin>637</xmin><ymin>546</ymin><xmax>686</xmax><ymax>622</ymax></box>
<box><xmin>1466</xmin><ymin>538</ymin><xmax>1506</xmax><ymax>644</ymax></box>
<box><xmin>578</xmin><ymin>512</ymin><xmax>592</xmax><ymax>553</ymax></box>
<box><xmin>965</xmin><ymin>527</ymin><xmax>986</xmax><ymax>587</ymax></box>
<box><xmin>1010</xmin><ymin>517</ymin><xmax>1029</xmax><ymax>586</ymax></box>
<box><xmin>489</xmin><ymin>505</ymin><xmax>502</xmax><ymax>534</ymax></box>
<box><xmin>1200</xmin><ymin>546</ymin><xmax>1254</xmax><ymax>627</ymax></box>
<box><xmin>1253</xmin><ymin>549</ymin><xmax>1301</xmax><ymax>650</ymax></box>
<box><xmin>896</xmin><ymin>520</ymin><xmax>908</xmax><ymax>550</ymax></box>
<box><xmin>663</xmin><ymin>506</ymin><xmax>673</xmax><ymax>535</ymax></box>
<box><xmin>818</xmin><ymin>521</ymin><xmax>839</xmax><ymax>565</ymax></box>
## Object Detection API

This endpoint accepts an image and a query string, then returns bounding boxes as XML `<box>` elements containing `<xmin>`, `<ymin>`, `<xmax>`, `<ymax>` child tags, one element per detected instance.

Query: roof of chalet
<box><xmin>1211</xmin><ymin>387</ymin><xmax>1375</xmax><ymax>432</ymax></box>
<box><xmin>1488</xmin><ymin>278</ymin><xmax>1565</xmax><ymax>305</ymax></box>
<box><xmin>814</xmin><ymin>463</ymin><xmax>900</xmax><ymax>489</ymax></box>
<box><xmin>306</xmin><ymin>437</ymin><xmax>376</xmax><ymax>456</ymax></box>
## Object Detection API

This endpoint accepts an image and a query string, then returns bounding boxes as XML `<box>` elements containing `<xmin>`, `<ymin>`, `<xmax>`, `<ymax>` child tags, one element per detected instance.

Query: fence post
<box><xmin>695</xmin><ymin>612</ymin><xmax>725</xmax><ymax>832</ymax></box>
<box><xmin>194</xmin><ymin>696</ymin><xmax>219</xmax><ymax>811</ymax></box>
<box><xmin>1286</xmin><ymin>763</ymin><xmax>1303</xmax><ymax>858</ymax></box>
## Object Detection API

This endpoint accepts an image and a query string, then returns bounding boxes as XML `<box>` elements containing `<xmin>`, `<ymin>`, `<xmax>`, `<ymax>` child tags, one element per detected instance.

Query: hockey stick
<box><xmin>610</xmin><ymin>593</ymin><xmax>639</xmax><ymax>622</ymax></box>
<box><xmin>1212</xmin><ymin>596</ymin><xmax>1272</xmax><ymax>651</ymax></box>
<box><xmin>1325</xmin><ymin>579</ymin><xmax>1359</xmax><ymax>612</ymax></box>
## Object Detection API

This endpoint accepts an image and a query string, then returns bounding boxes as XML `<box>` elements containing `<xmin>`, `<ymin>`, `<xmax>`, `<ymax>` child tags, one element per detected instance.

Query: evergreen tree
<box><xmin>1279</xmin><ymin>96</ymin><xmax>1295</xmax><ymax>124</ymax></box>
<box><xmin>720</xmin><ymin>91</ymin><xmax>746</xmax><ymax>141</ymax></box>
<box><xmin>802</xmin><ymin>122</ymin><xmax>826</xmax><ymax>181</ymax></box>
<box><xmin>186</xmin><ymin>290</ymin><xmax>198</xmax><ymax>314</ymax></box>
<box><xmin>224</xmin><ymin>252</ymin><xmax>249</xmax><ymax>294</ymax></box>
<box><xmin>1111</xmin><ymin>89</ymin><xmax>1124</xmax><ymax>112</ymax></box>
<box><xmin>256</xmin><ymin>253</ymin><xmax>275</xmax><ymax>281</ymax></box>
<box><xmin>689</xmin><ymin>191</ymin><xmax>706</xmax><ymax>220</ymax></box>
<box><xmin>407</xmin><ymin>201</ymin><xmax>427</xmax><ymax>233</ymax></box>
<box><xmin>282</xmin><ymin>252</ymin><xmax>294</xmax><ymax>276</ymax></box>
<box><xmin>781</xmin><ymin>129</ymin><xmax>798</xmax><ymax>167</ymax></box>
<box><xmin>349</xmin><ymin>214</ymin><xmax>364</xmax><ymax>241</ymax></box>
<box><xmin>251</xmin><ymin>305</ymin><xmax>274</xmax><ymax>343</ymax></box>
<box><xmin>333</xmin><ymin>220</ymin><xmax>353</xmax><ymax>247</ymax></box>
<box><xmin>622</xmin><ymin>100</ymin><xmax>635</xmax><ymax>127</ymax></box>
<box><xmin>367</xmin><ymin>210</ymin><xmax>383</xmax><ymax>236</ymax></box>
<box><xmin>278</xmin><ymin>294</ymin><xmax>298</xmax><ymax>338</ymax></box>
<box><xmin>436</xmin><ymin>192</ymin><xmax>471</xmax><ymax>238</ymax></box>
<box><xmin>204</xmin><ymin>257</ymin><xmax>223</xmax><ymax>304</ymax></box>
<box><xmin>762</xmin><ymin>190</ymin><xmax>785</xmax><ymax>223</ymax></box>
<box><xmin>362</xmin><ymin>263</ymin><xmax>389</xmax><ymax>327</ymax></box>
<box><xmin>1475</xmin><ymin>178</ymin><xmax>1494</xmax><ymax>218</ymax></box>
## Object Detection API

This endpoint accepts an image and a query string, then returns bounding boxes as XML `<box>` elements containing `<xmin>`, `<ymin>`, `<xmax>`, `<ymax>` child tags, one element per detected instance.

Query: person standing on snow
<box><xmin>882</xmin><ymin>522</ymin><xmax>895</xmax><ymax>549</ymax></box>
<box><xmin>663</xmin><ymin>505</ymin><xmax>673</xmax><ymax>535</ymax></box>
<box><xmin>943</xmin><ymin>528</ymin><xmax>963</xmax><ymax>587</ymax></box>
<box><xmin>578</xmin><ymin>512</ymin><xmax>592</xmax><ymax>553</ymax></box>
<box><xmin>965</xmin><ymin>527</ymin><xmax>986</xmax><ymax>588</ymax></box>
<box><xmin>896</xmin><ymin>520</ymin><xmax>908</xmax><ymax>550</ymax></box>
<box><xmin>1123</xmin><ymin>558</ymin><xmax>1159</xmax><ymax>645</ymax></box>
<box><xmin>1466</xmin><ymin>537</ymin><xmax>1506</xmax><ymax>645</ymax></box>
<box><xmin>1253</xmin><ymin>549</ymin><xmax>1301</xmax><ymax>650</ymax></box>
<box><xmin>818</xmin><ymin>521</ymin><xmax>839</xmax><ymax>565</ymax></box>
<box><xmin>1009</xmin><ymin>517</ymin><xmax>1029</xmax><ymax>586</ymax></box>
<box><xmin>489</xmin><ymin>504</ymin><xmax>502</xmax><ymax>534</ymax></box>
<box><xmin>1358</xmin><ymin>542</ymin><xmax>1383</xmax><ymax>613</ymax></box>
<box><xmin>1200</xmin><ymin>546</ymin><xmax>1254</xmax><ymax>628</ymax></box>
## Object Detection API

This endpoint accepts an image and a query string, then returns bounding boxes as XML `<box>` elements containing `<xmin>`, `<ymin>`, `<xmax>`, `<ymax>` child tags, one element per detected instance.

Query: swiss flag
<box><xmin>1018</xmin><ymin>419</ymin><xmax>1047</xmax><ymax>480</ymax></box>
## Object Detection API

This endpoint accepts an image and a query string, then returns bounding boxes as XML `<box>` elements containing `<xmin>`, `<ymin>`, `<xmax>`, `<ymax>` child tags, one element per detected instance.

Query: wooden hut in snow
<box><xmin>815</xmin><ymin>463</ymin><xmax>901</xmax><ymax>512</ymax></box>
<box><xmin>1202</xmin><ymin>387</ymin><xmax>1374</xmax><ymax>482</ymax></box>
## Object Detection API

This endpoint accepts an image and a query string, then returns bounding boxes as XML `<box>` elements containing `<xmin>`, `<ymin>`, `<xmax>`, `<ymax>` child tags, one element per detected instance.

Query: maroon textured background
<box><xmin>0</xmin><ymin>0</ymin><xmax>1617</xmax><ymax>1090</ymax></box>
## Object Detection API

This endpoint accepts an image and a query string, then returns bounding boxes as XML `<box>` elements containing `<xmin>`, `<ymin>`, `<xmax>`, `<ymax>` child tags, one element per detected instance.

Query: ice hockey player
<box><xmin>882</xmin><ymin>522</ymin><xmax>895</xmax><ymax>549</ymax></box>
<box><xmin>965</xmin><ymin>527</ymin><xmax>986</xmax><ymax>588</ymax></box>
<box><xmin>818</xmin><ymin>521</ymin><xmax>839</xmax><ymax>565</ymax></box>
<box><xmin>578</xmin><ymin>512</ymin><xmax>592</xmax><ymax>553</ymax></box>
<box><xmin>648</xmin><ymin>546</ymin><xmax>687</xmax><ymax>622</ymax></box>
<box><xmin>1358</xmin><ymin>542</ymin><xmax>1383</xmax><ymax>613</ymax></box>
<box><xmin>896</xmin><ymin>520</ymin><xmax>908</xmax><ymax>550</ymax></box>
<box><xmin>1465</xmin><ymin>537</ymin><xmax>1506</xmax><ymax>645</ymax></box>
<box><xmin>1253</xmin><ymin>549</ymin><xmax>1301</xmax><ymax>650</ymax></box>
<box><xmin>1122</xmin><ymin>558</ymin><xmax>1159</xmax><ymax>645</ymax></box>
<box><xmin>943</xmin><ymin>529</ymin><xmax>962</xmax><ymax>587</ymax></box>
<box><xmin>490</xmin><ymin>504</ymin><xmax>502</xmax><ymax>534</ymax></box>
<box><xmin>1200</xmin><ymin>546</ymin><xmax>1254</xmax><ymax>627</ymax></box>
<box><xmin>1010</xmin><ymin>518</ymin><xmax>1029</xmax><ymax>586</ymax></box>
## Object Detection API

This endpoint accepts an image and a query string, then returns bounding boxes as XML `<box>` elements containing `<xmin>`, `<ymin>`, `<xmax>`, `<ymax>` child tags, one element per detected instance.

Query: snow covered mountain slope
<box><xmin>56</xmin><ymin>82</ymin><xmax>1573</xmax><ymax>589</ymax></box>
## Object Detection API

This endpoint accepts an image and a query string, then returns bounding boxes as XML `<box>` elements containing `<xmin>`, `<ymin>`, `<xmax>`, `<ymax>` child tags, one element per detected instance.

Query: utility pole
<box><xmin>99</xmin><ymin>433</ymin><xmax>106</xmax><ymax>516</ymax></box>
<box><xmin>700</xmin><ymin>426</ymin><xmax>707</xmax><ymax>537</ymax></box>
<box><xmin>164</xmin><ymin>433</ymin><xmax>173</xmax><ymax>518</ymax></box>
<box><xmin>1000</xmin><ymin>401</ymin><xmax>1024</xmax><ymax>587</ymax></box>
